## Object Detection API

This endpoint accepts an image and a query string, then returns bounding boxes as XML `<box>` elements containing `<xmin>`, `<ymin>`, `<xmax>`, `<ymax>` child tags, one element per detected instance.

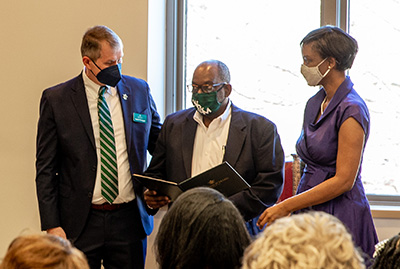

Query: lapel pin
<box><xmin>123</xmin><ymin>94</ymin><xmax>128</xmax><ymax>100</ymax></box>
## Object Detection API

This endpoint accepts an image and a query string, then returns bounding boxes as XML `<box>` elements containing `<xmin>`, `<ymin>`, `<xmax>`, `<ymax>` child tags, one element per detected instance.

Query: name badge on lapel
<box><xmin>133</xmin><ymin>113</ymin><xmax>147</xmax><ymax>123</ymax></box>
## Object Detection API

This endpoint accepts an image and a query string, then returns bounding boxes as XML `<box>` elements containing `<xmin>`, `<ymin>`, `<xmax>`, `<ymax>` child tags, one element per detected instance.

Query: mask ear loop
<box><xmin>89</xmin><ymin>58</ymin><xmax>103</xmax><ymax>70</ymax></box>
<box><xmin>88</xmin><ymin>58</ymin><xmax>103</xmax><ymax>77</ymax></box>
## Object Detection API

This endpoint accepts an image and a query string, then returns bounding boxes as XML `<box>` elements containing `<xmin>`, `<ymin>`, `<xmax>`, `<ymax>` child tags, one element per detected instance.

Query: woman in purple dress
<box><xmin>257</xmin><ymin>25</ymin><xmax>378</xmax><ymax>260</ymax></box>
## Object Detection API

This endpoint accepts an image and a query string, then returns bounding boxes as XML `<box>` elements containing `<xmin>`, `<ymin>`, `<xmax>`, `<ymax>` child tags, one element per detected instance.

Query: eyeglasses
<box><xmin>187</xmin><ymin>82</ymin><xmax>227</xmax><ymax>94</ymax></box>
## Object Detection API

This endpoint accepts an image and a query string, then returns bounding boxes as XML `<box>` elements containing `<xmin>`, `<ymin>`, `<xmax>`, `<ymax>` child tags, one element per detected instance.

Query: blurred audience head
<box><xmin>371</xmin><ymin>233</ymin><xmax>400</xmax><ymax>269</ymax></box>
<box><xmin>0</xmin><ymin>234</ymin><xmax>89</xmax><ymax>269</ymax></box>
<box><xmin>155</xmin><ymin>187</ymin><xmax>251</xmax><ymax>269</ymax></box>
<box><xmin>242</xmin><ymin>211</ymin><xmax>365</xmax><ymax>269</ymax></box>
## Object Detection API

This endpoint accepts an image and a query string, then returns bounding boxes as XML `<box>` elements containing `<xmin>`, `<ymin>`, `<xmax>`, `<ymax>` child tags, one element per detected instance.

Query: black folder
<box><xmin>133</xmin><ymin>161</ymin><xmax>250</xmax><ymax>201</ymax></box>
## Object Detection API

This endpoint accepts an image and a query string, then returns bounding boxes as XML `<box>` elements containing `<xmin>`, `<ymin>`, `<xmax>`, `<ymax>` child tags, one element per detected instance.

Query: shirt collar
<box><xmin>193</xmin><ymin>99</ymin><xmax>232</xmax><ymax>127</ymax></box>
<box><xmin>83</xmin><ymin>68</ymin><xmax>117</xmax><ymax>96</ymax></box>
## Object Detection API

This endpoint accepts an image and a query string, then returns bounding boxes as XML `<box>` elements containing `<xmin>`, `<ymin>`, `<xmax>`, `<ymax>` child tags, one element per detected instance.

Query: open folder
<box><xmin>133</xmin><ymin>161</ymin><xmax>250</xmax><ymax>201</ymax></box>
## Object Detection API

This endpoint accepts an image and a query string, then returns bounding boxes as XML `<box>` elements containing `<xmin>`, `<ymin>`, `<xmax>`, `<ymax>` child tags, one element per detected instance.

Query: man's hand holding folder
<box><xmin>143</xmin><ymin>189</ymin><xmax>170</xmax><ymax>210</ymax></box>
<box><xmin>138</xmin><ymin>162</ymin><xmax>250</xmax><ymax>209</ymax></box>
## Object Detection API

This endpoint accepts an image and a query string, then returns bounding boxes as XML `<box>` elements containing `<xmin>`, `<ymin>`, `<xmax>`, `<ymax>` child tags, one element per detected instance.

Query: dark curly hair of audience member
<box><xmin>371</xmin><ymin>233</ymin><xmax>400</xmax><ymax>269</ymax></box>
<box><xmin>155</xmin><ymin>187</ymin><xmax>251</xmax><ymax>269</ymax></box>
<box><xmin>0</xmin><ymin>234</ymin><xmax>89</xmax><ymax>269</ymax></box>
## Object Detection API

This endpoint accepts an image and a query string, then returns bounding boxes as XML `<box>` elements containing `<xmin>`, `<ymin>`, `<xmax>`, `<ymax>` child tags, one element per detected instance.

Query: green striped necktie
<box><xmin>98</xmin><ymin>86</ymin><xmax>119</xmax><ymax>203</ymax></box>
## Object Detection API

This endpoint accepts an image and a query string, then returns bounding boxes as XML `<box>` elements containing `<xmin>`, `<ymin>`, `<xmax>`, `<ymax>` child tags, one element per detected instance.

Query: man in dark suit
<box><xmin>35</xmin><ymin>25</ymin><xmax>161</xmax><ymax>268</ymax></box>
<box><xmin>144</xmin><ymin>60</ymin><xmax>284</xmax><ymax>235</ymax></box>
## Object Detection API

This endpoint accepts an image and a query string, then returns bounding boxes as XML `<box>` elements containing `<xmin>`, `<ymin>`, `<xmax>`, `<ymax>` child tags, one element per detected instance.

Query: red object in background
<box><xmin>278</xmin><ymin>162</ymin><xmax>293</xmax><ymax>202</ymax></box>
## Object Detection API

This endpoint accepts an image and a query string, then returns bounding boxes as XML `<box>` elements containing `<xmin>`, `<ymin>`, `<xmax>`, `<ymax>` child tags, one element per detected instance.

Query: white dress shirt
<box><xmin>191</xmin><ymin>100</ymin><xmax>232</xmax><ymax>177</ymax></box>
<box><xmin>83</xmin><ymin>69</ymin><xmax>135</xmax><ymax>204</ymax></box>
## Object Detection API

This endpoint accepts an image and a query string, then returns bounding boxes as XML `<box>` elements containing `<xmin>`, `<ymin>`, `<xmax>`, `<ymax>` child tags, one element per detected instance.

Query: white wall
<box><xmin>0</xmin><ymin>0</ymin><xmax>151</xmax><ymax>259</ymax></box>
<box><xmin>146</xmin><ymin>1</ymin><xmax>167</xmax><ymax>268</ymax></box>
<box><xmin>373</xmin><ymin>217</ymin><xmax>400</xmax><ymax>241</ymax></box>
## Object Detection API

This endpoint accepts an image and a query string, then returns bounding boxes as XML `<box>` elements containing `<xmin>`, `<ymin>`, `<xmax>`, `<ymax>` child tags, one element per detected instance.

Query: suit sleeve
<box><xmin>144</xmin><ymin>115</ymin><xmax>169</xmax><ymax>179</ymax></box>
<box><xmin>147</xmin><ymin>91</ymin><xmax>162</xmax><ymax>155</ymax></box>
<box><xmin>35</xmin><ymin>90</ymin><xmax>61</xmax><ymax>230</ymax></box>
<box><xmin>229</xmin><ymin>122</ymin><xmax>285</xmax><ymax>221</ymax></box>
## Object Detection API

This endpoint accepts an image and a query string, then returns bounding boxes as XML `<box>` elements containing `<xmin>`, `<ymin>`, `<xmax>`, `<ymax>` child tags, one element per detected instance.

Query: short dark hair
<box><xmin>80</xmin><ymin>25</ymin><xmax>122</xmax><ymax>60</ymax></box>
<box><xmin>300</xmin><ymin>25</ymin><xmax>358</xmax><ymax>71</ymax></box>
<box><xmin>155</xmin><ymin>187</ymin><xmax>251</xmax><ymax>269</ymax></box>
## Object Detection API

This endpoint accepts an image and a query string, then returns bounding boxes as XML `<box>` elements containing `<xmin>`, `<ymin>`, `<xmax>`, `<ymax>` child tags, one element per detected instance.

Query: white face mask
<box><xmin>300</xmin><ymin>58</ymin><xmax>330</xmax><ymax>86</ymax></box>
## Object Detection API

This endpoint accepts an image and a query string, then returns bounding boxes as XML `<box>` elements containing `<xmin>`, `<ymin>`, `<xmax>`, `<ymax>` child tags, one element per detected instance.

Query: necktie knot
<box><xmin>99</xmin><ymin>86</ymin><xmax>108</xmax><ymax>97</ymax></box>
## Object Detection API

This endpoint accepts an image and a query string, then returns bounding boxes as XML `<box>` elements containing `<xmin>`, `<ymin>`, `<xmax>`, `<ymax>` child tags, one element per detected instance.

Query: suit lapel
<box><xmin>224</xmin><ymin>105</ymin><xmax>246</xmax><ymax>167</ymax></box>
<box><xmin>182</xmin><ymin>110</ymin><xmax>197</xmax><ymax>178</ymax></box>
<box><xmin>70</xmin><ymin>73</ymin><xmax>96</xmax><ymax>150</ymax></box>
<box><xmin>115</xmin><ymin>81</ymin><xmax>132</xmax><ymax>152</ymax></box>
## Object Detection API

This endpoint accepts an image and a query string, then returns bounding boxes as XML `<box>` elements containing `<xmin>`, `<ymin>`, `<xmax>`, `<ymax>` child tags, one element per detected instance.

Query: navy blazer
<box><xmin>35</xmin><ymin>73</ymin><xmax>161</xmax><ymax>241</ymax></box>
<box><xmin>146</xmin><ymin>104</ymin><xmax>284</xmax><ymax>221</ymax></box>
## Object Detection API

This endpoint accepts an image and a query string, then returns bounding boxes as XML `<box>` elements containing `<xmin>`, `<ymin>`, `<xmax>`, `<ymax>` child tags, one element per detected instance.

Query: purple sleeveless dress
<box><xmin>295</xmin><ymin>76</ymin><xmax>378</xmax><ymax>259</ymax></box>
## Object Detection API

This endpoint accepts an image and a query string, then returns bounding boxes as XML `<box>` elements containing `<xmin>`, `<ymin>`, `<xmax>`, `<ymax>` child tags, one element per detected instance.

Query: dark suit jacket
<box><xmin>145</xmin><ymin>104</ymin><xmax>284</xmax><ymax>221</ymax></box>
<box><xmin>35</xmin><ymin>73</ymin><xmax>161</xmax><ymax>241</ymax></box>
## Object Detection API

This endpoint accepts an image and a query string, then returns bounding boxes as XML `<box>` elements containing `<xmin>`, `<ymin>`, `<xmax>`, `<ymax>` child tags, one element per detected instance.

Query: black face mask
<box><xmin>90</xmin><ymin>59</ymin><xmax>122</xmax><ymax>87</ymax></box>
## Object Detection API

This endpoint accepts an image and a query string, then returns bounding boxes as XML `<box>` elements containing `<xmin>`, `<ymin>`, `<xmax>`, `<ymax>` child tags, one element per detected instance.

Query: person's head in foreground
<box><xmin>371</xmin><ymin>233</ymin><xmax>400</xmax><ymax>269</ymax></box>
<box><xmin>155</xmin><ymin>187</ymin><xmax>251</xmax><ymax>269</ymax></box>
<box><xmin>0</xmin><ymin>234</ymin><xmax>89</xmax><ymax>269</ymax></box>
<box><xmin>243</xmin><ymin>211</ymin><xmax>365</xmax><ymax>269</ymax></box>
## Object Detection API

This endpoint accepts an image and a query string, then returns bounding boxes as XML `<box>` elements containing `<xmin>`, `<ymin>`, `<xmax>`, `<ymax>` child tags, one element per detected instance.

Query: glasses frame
<box><xmin>187</xmin><ymin>82</ymin><xmax>227</xmax><ymax>94</ymax></box>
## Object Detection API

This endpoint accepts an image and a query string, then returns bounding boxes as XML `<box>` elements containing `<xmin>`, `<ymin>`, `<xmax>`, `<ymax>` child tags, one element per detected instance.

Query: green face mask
<box><xmin>191</xmin><ymin>91</ymin><xmax>222</xmax><ymax>115</ymax></box>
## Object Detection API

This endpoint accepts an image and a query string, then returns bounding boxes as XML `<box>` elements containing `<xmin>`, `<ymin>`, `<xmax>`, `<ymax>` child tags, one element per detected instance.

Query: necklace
<box><xmin>320</xmin><ymin>96</ymin><xmax>328</xmax><ymax>115</ymax></box>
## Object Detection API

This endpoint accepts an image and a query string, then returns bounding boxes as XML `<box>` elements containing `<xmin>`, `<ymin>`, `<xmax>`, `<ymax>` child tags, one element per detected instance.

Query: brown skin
<box><xmin>257</xmin><ymin>42</ymin><xmax>365</xmax><ymax>228</ymax></box>
<box><xmin>47</xmin><ymin>40</ymin><xmax>124</xmax><ymax>239</ymax></box>
<box><xmin>144</xmin><ymin>61</ymin><xmax>232</xmax><ymax>209</ymax></box>
<box><xmin>191</xmin><ymin>61</ymin><xmax>232</xmax><ymax>127</ymax></box>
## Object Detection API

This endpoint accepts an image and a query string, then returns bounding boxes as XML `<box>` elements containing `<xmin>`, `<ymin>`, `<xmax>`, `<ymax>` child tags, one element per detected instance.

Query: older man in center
<box><xmin>144</xmin><ymin>60</ymin><xmax>284</xmax><ymax>235</ymax></box>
